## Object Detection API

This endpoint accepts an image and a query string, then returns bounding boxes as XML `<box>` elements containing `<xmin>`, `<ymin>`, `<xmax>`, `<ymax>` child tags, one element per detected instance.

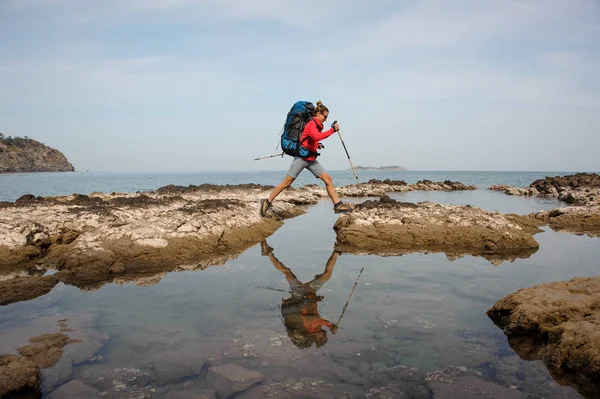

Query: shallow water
<box><xmin>0</xmin><ymin>192</ymin><xmax>598</xmax><ymax>398</ymax></box>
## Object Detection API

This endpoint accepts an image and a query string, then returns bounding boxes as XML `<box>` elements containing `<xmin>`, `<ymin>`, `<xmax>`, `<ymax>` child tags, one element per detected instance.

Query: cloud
<box><xmin>0</xmin><ymin>0</ymin><xmax>598</xmax><ymax>171</ymax></box>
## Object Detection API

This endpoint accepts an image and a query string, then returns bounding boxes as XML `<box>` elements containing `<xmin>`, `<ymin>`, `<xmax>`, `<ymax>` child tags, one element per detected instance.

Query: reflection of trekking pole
<box><xmin>333</xmin><ymin>121</ymin><xmax>360</xmax><ymax>186</ymax></box>
<box><xmin>254</xmin><ymin>152</ymin><xmax>284</xmax><ymax>161</ymax></box>
<box><xmin>334</xmin><ymin>267</ymin><xmax>364</xmax><ymax>331</ymax></box>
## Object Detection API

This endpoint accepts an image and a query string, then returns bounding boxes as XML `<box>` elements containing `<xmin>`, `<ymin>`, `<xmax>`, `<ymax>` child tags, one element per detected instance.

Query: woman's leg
<box><xmin>268</xmin><ymin>175</ymin><xmax>295</xmax><ymax>203</ymax></box>
<box><xmin>318</xmin><ymin>172</ymin><xmax>340</xmax><ymax>204</ymax></box>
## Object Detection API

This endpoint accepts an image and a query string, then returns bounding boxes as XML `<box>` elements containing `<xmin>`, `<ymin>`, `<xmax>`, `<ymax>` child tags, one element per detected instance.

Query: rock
<box><xmin>530</xmin><ymin>173</ymin><xmax>600</xmax><ymax>193</ymax></box>
<box><xmin>489</xmin><ymin>355</ymin><xmax>580</xmax><ymax>399</ymax></box>
<box><xmin>533</xmin><ymin>205</ymin><xmax>600</xmax><ymax>237</ymax></box>
<box><xmin>166</xmin><ymin>389</ymin><xmax>216</xmax><ymax>399</ymax></box>
<box><xmin>491</xmin><ymin>173</ymin><xmax>600</xmax><ymax>207</ymax></box>
<box><xmin>487</xmin><ymin>276</ymin><xmax>600</xmax><ymax>397</ymax></box>
<box><xmin>489</xmin><ymin>185</ymin><xmax>539</xmax><ymax>196</ymax></box>
<box><xmin>109</xmin><ymin>262</ymin><xmax>126</xmax><ymax>274</ymax></box>
<box><xmin>41</xmin><ymin>355</ymin><xmax>73</xmax><ymax>393</ymax></box>
<box><xmin>338</xmin><ymin>179</ymin><xmax>476</xmax><ymax>197</ymax></box>
<box><xmin>47</xmin><ymin>379</ymin><xmax>99</xmax><ymax>399</ymax></box>
<box><xmin>327</xmin><ymin>363</ymin><xmax>356</xmax><ymax>381</ymax></box>
<box><xmin>334</xmin><ymin>198</ymin><xmax>539</xmax><ymax>265</ymax></box>
<box><xmin>0</xmin><ymin>354</ymin><xmax>39</xmax><ymax>397</ymax></box>
<box><xmin>0</xmin><ymin>185</ymin><xmax>309</xmax><ymax>304</ymax></box>
<box><xmin>206</xmin><ymin>363</ymin><xmax>264</xmax><ymax>399</ymax></box>
<box><xmin>0</xmin><ymin>136</ymin><xmax>75</xmax><ymax>173</ymax></box>
<box><xmin>151</xmin><ymin>348</ymin><xmax>205</xmax><ymax>385</ymax></box>
<box><xmin>358</xmin><ymin>362</ymin><xmax>370</xmax><ymax>376</ymax></box>
<box><xmin>428</xmin><ymin>376</ymin><xmax>525</xmax><ymax>398</ymax></box>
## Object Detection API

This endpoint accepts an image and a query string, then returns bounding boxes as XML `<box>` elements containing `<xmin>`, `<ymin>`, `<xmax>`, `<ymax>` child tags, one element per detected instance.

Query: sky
<box><xmin>0</xmin><ymin>0</ymin><xmax>599</xmax><ymax>172</ymax></box>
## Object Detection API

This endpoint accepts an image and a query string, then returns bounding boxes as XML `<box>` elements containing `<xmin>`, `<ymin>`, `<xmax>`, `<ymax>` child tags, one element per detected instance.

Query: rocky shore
<box><xmin>0</xmin><ymin>184</ymin><xmax>311</xmax><ymax>306</ymax></box>
<box><xmin>487</xmin><ymin>277</ymin><xmax>600</xmax><ymax>398</ymax></box>
<box><xmin>1</xmin><ymin>175</ymin><xmax>599</xmax><ymax>397</ymax></box>
<box><xmin>490</xmin><ymin>173</ymin><xmax>600</xmax><ymax>207</ymax></box>
<box><xmin>338</xmin><ymin>178</ymin><xmax>476</xmax><ymax>197</ymax></box>
<box><xmin>0</xmin><ymin>135</ymin><xmax>75</xmax><ymax>173</ymax></box>
<box><xmin>333</xmin><ymin>195</ymin><xmax>540</xmax><ymax>265</ymax></box>
<box><xmin>489</xmin><ymin>173</ymin><xmax>600</xmax><ymax>238</ymax></box>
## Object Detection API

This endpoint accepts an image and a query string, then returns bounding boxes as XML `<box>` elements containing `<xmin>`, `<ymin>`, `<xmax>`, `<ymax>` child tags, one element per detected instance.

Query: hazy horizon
<box><xmin>1</xmin><ymin>0</ymin><xmax>599</xmax><ymax>173</ymax></box>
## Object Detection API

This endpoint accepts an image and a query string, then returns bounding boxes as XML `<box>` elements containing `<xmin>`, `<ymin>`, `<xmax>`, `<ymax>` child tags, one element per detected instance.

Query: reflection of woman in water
<box><xmin>261</xmin><ymin>240</ymin><xmax>339</xmax><ymax>348</ymax></box>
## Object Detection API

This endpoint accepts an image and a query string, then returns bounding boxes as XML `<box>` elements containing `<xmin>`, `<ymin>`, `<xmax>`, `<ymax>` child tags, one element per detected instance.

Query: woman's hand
<box><xmin>332</xmin><ymin>122</ymin><xmax>340</xmax><ymax>132</ymax></box>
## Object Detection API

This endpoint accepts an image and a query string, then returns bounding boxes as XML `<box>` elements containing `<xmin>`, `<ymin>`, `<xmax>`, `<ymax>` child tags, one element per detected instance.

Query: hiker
<box><xmin>260</xmin><ymin>101</ymin><xmax>353</xmax><ymax>217</ymax></box>
<box><xmin>260</xmin><ymin>240</ymin><xmax>339</xmax><ymax>348</ymax></box>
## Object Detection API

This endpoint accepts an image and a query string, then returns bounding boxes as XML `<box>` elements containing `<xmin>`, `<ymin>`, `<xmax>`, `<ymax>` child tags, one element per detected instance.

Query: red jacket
<box><xmin>299</xmin><ymin>117</ymin><xmax>335</xmax><ymax>161</ymax></box>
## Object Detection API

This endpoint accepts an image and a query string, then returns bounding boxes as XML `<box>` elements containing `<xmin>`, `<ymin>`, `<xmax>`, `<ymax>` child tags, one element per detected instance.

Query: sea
<box><xmin>0</xmin><ymin>170</ymin><xmax>598</xmax><ymax>398</ymax></box>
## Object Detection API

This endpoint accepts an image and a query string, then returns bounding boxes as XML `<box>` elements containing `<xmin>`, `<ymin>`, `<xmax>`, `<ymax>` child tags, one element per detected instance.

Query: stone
<box><xmin>334</xmin><ymin>198</ymin><xmax>539</xmax><ymax>265</ymax></box>
<box><xmin>487</xmin><ymin>276</ymin><xmax>600</xmax><ymax>397</ymax></box>
<box><xmin>428</xmin><ymin>376</ymin><xmax>525</xmax><ymax>399</ymax></box>
<box><xmin>152</xmin><ymin>348</ymin><xmax>205</xmax><ymax>385</ymax></box>
<box><xmin>206</xmin><ymin>363</ymin><xmax>264</xmax><ymax>399</ymax></box>
<box><xmin>0</xmin><ymin>355</ymin><xmax>39</xmax><ymax>397</ymax></box>
<box><xmin>166</xmin><ymin>389</ymin><xmax>216</xmax><ymax>399</ymax></box>
<box><xmin>47</xmin><ymin>379</ymin><xmax>99</xmax><ymax>399</ymax></box>
<box><xmin>41</xmin><ymin>355</ymin><xmax>74</xmax><ymax>393</ymax></box>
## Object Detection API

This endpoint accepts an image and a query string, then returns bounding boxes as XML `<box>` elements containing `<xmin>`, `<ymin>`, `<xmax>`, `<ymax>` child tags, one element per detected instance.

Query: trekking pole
<box><xmin>254</xmin><ymin>152</ymin><xmax>284</xmax><ymax>161</ymax></box>
<box><xmin>333</xmin><ymin>121</ymin><xmax>360</xmax><ymax>185</ymax></box>
<box><xmin>333</xmin><ymin>267</ymin><xmax>364</xmax><ymax>331</ymax></box>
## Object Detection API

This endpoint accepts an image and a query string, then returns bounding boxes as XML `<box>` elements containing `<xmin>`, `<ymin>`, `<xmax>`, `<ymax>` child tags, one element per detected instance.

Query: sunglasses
<box><xmin>321</xmin><ymin>112</ymin><xmax>328</xmax><ymax>120</ymax></box>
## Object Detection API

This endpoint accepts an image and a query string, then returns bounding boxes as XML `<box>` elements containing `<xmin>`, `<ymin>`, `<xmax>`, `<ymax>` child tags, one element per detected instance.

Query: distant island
<box><xmin>354</xmin><ymin>166</ymin><xmax>408</xmax><ymax>171</ymax></box>
<box><xmin>0</xmin><ymin>133</ymin><xmax>75</xmax><ymax>173</ymax></box>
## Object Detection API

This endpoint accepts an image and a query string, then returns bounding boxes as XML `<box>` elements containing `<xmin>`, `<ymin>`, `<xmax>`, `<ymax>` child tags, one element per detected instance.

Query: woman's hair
<box><xmin>313</xmin><ymin>101</ymin><xmax>329</xmax><ymax>116</ymax></box>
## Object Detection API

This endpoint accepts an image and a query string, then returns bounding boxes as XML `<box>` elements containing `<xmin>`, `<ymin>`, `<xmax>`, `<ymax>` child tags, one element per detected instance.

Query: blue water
<box><xmin>0</xmin><ymin>170</ymin><xmax>580</xmax><ymax>202</ymax></box>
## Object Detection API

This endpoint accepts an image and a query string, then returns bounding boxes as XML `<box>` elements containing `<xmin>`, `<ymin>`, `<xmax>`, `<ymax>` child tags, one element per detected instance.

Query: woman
<box><xmin>260</xmin><ymin>240</ymin><xmax>339</xmax><ymax>348</ymax></box>
<box><xmin>260</xmin><ymin>101</ymin><xmax>353</xmax><ymax>217</ymax></box>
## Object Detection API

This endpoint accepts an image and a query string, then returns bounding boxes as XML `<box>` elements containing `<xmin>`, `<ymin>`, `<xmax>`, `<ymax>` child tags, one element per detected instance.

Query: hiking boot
<box><xmin>333</xmin><ymin>201</ymin><xmax>353</xmax><ymax>213</ymax></box>
<box><xmin>260</xmin><ymin>198</ymin><xmax>272</xmax><ymax>217</ymax></box>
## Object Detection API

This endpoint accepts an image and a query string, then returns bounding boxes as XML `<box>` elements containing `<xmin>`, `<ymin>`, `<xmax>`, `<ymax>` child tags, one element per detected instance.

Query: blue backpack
<box><xmin>280</xmin><ymin>101</ymin><xmax>317</xmax><ymax>158</ymax></box>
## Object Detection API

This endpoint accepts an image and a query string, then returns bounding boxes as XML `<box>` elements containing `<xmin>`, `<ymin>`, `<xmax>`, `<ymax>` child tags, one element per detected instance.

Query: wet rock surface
<box><xmin>533</xmin><ymin>206</ymin><xmax>600</xmax><ymax>237</ymax></box>
<box><xmin>0</xmin><ymin>321</ymin><xmax>82</xmax><ymax>397</ymax></box>
<box><xmin>487</xmin><ymin>276</ymin><xmax>600</xmax><ymax>398</ymax></box>
<box><xmin>490</xmin><ymin>173</ymin><xmax>600</xmax><ymax>207</ymax></box>
<box><xmin>46</xmin><ymin>379</ymin><xmax>99</xmax><ymax>399</ymax></box>
<box><xmin>333</xmin><ymin>196</ymin><xmax>539</xmax><ymax>265</ymax></box>
<box><xmin>0</xmin><ymin>179</ymin><xmax>482</xmax><ymax>306</ymax></box>
<box><xmin>338</xmin><ymin>179</ymin><xmax>476</xmax><ymax>197</ymax></box>
<box><xmin>207</xmin><ymin>363</ymin><xmax>264</xmax><ymax>398</ymax></box>
<box><xmin>491</xmin><ymin>174</ymin><xmax>600</xmax><ymax>238</ymax></box>
<box><xmin>0</xmin><ymin>185</ymin><xmax>304</xmax><ymax>305</ymax></box>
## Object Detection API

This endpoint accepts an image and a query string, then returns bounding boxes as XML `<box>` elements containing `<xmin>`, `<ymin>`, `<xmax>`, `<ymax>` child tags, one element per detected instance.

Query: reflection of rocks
<box><xmin>533</xmin><ymin>206</ymin><xmax>600</xmax><ymax>237</ymax></box>
<box><xmin>487</xmin><ymin>276</ymin><xmax>600</xmax><ymax>398</ymax></box>
<box><xmin>334</xmin><ymin>196</ymin><xmax>539</xmax><ymax>265</ymax></box>
<box><xmin>0</xmin><ymin>275</ymin><xmax>58</xmax><ymax>305</ymax></box>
